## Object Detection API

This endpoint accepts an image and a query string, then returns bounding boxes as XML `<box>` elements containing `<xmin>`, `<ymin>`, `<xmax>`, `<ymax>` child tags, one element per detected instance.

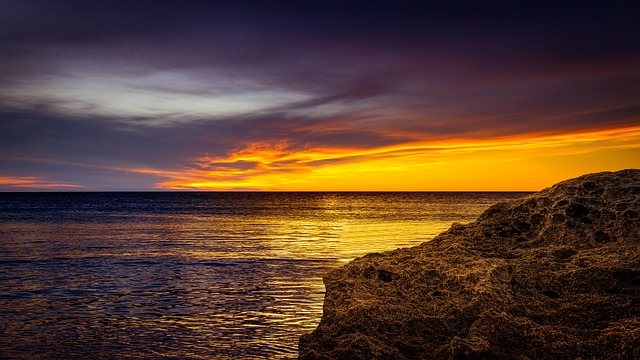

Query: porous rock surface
<box><xmin>299</xmin><ymin>170</ymin><xmax>640</xmax><ymax>359</ymax></box>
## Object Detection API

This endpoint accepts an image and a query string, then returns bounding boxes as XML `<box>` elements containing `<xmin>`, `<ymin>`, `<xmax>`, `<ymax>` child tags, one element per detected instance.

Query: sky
<box><xmin>0</xmin><ymin>0</ymin><xmax>638</xmax><ymax>191</ymax></box>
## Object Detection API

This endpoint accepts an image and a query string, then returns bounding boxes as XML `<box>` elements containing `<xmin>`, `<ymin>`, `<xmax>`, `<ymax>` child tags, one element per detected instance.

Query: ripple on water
<box><xmin>0</xmin><ymin>255</ymin><xmax>331</xmax><ymax>359</ymax></box>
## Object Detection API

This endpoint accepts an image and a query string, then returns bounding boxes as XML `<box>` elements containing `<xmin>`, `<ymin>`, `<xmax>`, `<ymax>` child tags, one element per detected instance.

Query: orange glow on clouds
<box><xmin>119</xmin><ymin>125</ymin><xmax>640</xmax><ymax>191</ymax></box>
<box><xmin>0</xmin><ymin>176</ymin><xmax>83</xmax><ymax>190</ymax></box>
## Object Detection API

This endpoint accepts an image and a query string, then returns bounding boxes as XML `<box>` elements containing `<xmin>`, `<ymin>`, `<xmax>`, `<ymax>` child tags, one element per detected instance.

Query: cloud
<box><xmin>0</xmin><ymin>1</ymin><xmax>638</xmax><ymax>189</ymax></box>
<box><xmin>117</xmin><ymin>124</ymin><xmax>640</xmax><ymax>190</ymax></box>
<box><xmin>0</xmin><ymin>70</ymin><xmax>311</xmax><ymax>123</ymax></box>
<box><xmin>0</xmin><ymin>175</ymin><xmax>83</xmax><ymax>190</ymax></box>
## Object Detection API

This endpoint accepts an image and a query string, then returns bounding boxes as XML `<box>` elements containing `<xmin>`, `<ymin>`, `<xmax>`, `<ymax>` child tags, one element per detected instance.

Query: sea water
<box><xmin>0</xmin><ymin>192</ymin><xmax>528</xmax><ymax>359</ymax></box>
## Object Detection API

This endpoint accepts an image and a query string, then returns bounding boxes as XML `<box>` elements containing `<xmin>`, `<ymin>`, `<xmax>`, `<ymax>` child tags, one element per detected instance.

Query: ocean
<box><xmin>0</xmin><ymin>192</ymin><xmax>529</xmax><ymax>359</ymax></box>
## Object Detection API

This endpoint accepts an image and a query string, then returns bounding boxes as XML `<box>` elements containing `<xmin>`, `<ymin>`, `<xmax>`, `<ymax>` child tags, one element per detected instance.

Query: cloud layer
<box><xmin>1</xmin><ymin>1</ymin><xmax>639</xmax><ymax>190</ymax></box>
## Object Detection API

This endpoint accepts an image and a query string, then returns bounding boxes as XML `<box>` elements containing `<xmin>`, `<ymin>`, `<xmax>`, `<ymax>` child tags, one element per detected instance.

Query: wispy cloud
<box><xmin>0</xmin><ymin>175</ymin><xmax>83</xmax><ymax>190</ymax></box>
<box><xmin>106</xmin><ymin>125</ymin><xmax>640</xmax><ymax>190</ymax></box>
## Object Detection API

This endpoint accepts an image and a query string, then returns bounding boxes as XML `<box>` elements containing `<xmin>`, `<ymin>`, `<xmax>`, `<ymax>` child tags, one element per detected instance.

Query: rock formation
<box><xmin>299</xmin><ymin>169</ymin><xmax>640</xmax><ymax>359</ymax></box>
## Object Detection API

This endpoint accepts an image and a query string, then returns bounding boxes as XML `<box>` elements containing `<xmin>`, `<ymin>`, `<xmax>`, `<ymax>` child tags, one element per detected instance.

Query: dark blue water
<box><xmin>0</xmin><ymin>192</ymin><xmax>528</xmax><ymax>359</ymax></box>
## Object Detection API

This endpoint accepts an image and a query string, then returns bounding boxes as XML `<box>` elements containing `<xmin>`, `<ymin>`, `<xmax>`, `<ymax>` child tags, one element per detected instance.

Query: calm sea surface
<box><xmin>0</xmin><ymin>192</ymin><xmax>528</xmax><ymax>359</ymax></box>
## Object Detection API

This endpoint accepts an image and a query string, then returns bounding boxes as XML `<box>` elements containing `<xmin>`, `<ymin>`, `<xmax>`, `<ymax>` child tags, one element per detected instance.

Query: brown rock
<box><xmin>299</xmin><ymin>169</ymin><xmax>640</xmax><ymax>359</ymax></box>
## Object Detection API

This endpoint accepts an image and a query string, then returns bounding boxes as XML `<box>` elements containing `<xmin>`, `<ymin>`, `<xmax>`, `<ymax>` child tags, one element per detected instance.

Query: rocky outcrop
<box><xmin>299</xmin><ymin>169</ymin><xmax>640</xmax><ymax>359</ymax></box>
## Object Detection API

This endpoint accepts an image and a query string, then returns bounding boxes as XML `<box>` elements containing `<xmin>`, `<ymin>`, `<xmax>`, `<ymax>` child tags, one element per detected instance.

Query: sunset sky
<box><xmin>0</xmin><ymin>0</ymin><xmax>638</xmax><ymax>191</ymax></box>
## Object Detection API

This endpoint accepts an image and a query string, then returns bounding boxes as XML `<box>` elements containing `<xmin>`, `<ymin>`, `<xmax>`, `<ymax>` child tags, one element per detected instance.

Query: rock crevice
<box><xmin>299</xmin><ymin>169</ymin><xmax>640</xmax><ymax>359</ymax></box>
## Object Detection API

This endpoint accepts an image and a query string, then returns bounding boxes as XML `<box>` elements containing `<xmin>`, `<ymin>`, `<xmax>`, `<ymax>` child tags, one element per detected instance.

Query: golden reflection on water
<box><xmin>0</xmin><ymin>192</ymin><xmax>528</xmax><ymax>359</ymax></box>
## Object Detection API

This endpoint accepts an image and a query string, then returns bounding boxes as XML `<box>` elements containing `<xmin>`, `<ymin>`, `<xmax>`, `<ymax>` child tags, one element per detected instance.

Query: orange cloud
<box><xmin>0</xmin><ymin>176</ymin><xmax>84</xmax><ymax>190</ymax></box>
<box><xmin>118</xmin><ymin>124</ymin><xmax>640</xmax><ymax>191</ymax></box>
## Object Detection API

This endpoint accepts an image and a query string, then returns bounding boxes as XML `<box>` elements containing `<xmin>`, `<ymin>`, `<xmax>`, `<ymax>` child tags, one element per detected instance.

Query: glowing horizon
<box><xmin>115</xmin><ymin>125</ymin><xmax>640</xmax><ymax>191</ymax></box>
